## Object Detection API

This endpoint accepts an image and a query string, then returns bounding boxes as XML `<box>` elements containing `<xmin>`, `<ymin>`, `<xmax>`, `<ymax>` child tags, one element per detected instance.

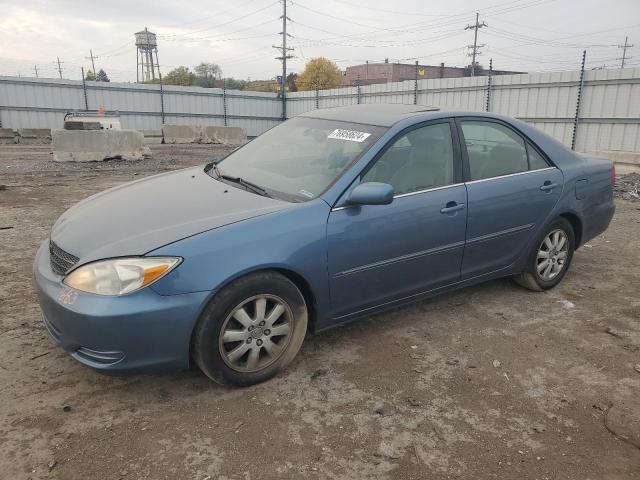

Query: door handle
<box><xmin>440</xmin><ymin>201</ymin><xmax>465</xmax><ymax>214</ymax></box>
<box><xmin>540</xmin><ymin>181</ymin><xmax>559</xmax><ymax>192</ymax></box>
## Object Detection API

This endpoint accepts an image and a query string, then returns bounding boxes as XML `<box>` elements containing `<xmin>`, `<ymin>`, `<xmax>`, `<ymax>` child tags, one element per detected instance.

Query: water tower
<box><xmin>135</xmin><ymin>28</ymin><xmax>160</xmax><ymax>82</ymax></box>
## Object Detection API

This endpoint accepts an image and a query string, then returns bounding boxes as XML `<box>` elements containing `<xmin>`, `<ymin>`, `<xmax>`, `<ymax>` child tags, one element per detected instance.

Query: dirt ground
<box><xmin>1</xmin><ymin>144</ymin><xmax>639</xmax><ymax>480</ymax></box>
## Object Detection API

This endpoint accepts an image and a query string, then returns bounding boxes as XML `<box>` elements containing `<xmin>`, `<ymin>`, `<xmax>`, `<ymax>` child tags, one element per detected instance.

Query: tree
<box><xmin>221</xmin><ymin>77</ymin><xmax>247</xmax><ymax>90</ymax></box>
<box><xmin>297</xmin><ymin>58</ymin><xmax>342</xmax><ymax>91</ymax></box>
<box><xmin>163</xmin><ymin>66</ymin><xmax>198</xmax><ymax>86</ymax></box>
<box><xmin>245</xmin><ymin>80</ymin><xmax>279</xmax><ymax>93</ymax></box>
<box><xmin>195</xmin><ymin>62</ymin><xmax>222</xmax><ymax>88</ymax></box>
<box><xmin>463</xmin><ymin>63</ymin><xmax>485</xmax><ymax>76</ymax></box>
<box><xmin>96</xmin><ymin>69</ymin><xmax>110</xmax><ymax>82</ymax></box>
<box><xmin>85</xmin><ymin>69</ymin><xmax>96</xmax><ymax>81</ymax></box>
<box><xmin>285</xmin><ymin>72</ymin><xmax>298</xmax><ymax>92</ymax></box>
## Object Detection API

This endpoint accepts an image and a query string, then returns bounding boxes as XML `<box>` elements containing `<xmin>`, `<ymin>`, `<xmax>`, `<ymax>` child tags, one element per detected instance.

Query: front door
<box><xmin>458</xmin><ymin>119</ymin><xmax>563</xmax><ymax>279</ymax></box>
<box><xmin>327</xmin><ymin>121</ymin><xmax>468</xmax><ymax>319</ymax></box>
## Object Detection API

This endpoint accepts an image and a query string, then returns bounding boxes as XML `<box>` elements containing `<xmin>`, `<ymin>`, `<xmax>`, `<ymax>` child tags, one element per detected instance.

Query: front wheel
<box><xmin>514</xmin><ymin>217</ymin><xmax>575</xmax><ymax>291</ymax></box>
<box><xmin>192</xmin><ymin>271</ymin><xmax>308</xmax><ymax>386</ymax></box>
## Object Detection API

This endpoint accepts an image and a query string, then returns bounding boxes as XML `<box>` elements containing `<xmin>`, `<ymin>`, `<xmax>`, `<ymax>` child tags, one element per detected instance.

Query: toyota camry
<box><xmin>34</xmin><ymin>104</ymin><xmax>615</xmax><ymax>386</ymax></box>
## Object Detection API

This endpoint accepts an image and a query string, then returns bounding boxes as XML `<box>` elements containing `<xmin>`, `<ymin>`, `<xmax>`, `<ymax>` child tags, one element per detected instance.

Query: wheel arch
<box><xmin>271</xmin><ymin>267</ymin><xmax>318</xmax><ymax>333</ymax></box>
<box><xmin>190</xmin><ymin>265</ymin><xmax>319</xmax><ymax>344</ymax></box>
<box><xmin>558</xmin><ymin>212</ymin><xmax>583</xmax><ymax>248</ymax></box>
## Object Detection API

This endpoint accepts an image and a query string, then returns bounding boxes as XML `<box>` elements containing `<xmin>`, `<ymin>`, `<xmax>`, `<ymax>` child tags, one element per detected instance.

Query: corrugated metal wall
<box><xmin>0</xmin><ymin>77</ymin><xmax>282</xmax><ymax>137</ymax></box>
<box><xmin>2</xmin><ymin>67</ymin><xmax>639</xmax><ymax>152</ymax></box>
<box><xmin>287</xmin><ymin>67</ymin><xmax>640</xmax><ymax>153</ymax></box>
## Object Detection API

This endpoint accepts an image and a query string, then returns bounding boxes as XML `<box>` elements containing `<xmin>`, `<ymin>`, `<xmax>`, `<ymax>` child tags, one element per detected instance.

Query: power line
<box><xmin>288</xmin><ymin>0</ymin><xmax>555</xmax><ymax>52</ymax></box>
<box><xmin>487</xmin><ymin>27</ymin><xmax>618</xmax><ymax>48</ymax></box>
<box><xmin>618</xmin><ymin>36</ymin><xmax>634</xmax><ymax>68</ymax></box>
<box><xmin>158</xmin><ymin>0</ymin><xmax>260</xmax><ymax>30</ymax></box>
<box><xmin>465</xmin><ymin>13</ymin><xmax>487</xmax><ymax>76</ymax></box>
<box><xmin>160</xmin><ymin>1</ymin><xmax>280</xmax><ymax>39</ymax></box>
<box><xmin>164</xmin><ymin>19</ymin><xmax>278</xmax><ymax>43</ymax></box>
<box><xmin>293</xmin><ymin>24</ymin><xmax>464</xmax><ymax>47</ymax></box>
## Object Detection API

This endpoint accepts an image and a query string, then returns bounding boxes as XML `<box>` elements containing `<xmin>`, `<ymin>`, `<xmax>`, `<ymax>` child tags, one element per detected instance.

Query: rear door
<box><xmin>327</xmin><ymin>120</ymin><xmax>467</xmax><ymax>318</ymax></box>
<box><xmin>457</xmin><ymin>119</ymin><xmax>563</xmax><ymax>279</ymax></box>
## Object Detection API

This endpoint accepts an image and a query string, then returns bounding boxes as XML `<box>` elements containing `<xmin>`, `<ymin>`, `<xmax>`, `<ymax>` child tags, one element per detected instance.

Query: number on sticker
<box><xmin>327</xmin><ymin>129</ymin><xmax>371</xmax><ymax>143</ymax></box>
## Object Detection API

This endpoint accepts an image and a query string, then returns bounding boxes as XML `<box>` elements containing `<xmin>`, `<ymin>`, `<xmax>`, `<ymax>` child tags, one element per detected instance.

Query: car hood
<box><xmin>51</xmin><ymin>166</ymin><xmax>291</xmax><ymax>264</ymax></box>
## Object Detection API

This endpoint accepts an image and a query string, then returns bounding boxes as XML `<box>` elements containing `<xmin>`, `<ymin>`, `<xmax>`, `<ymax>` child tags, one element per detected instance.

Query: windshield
<box><xmin>211</xmin><ymin>117</ymin><xmax>385</xmax><ymax>201</ymax></box>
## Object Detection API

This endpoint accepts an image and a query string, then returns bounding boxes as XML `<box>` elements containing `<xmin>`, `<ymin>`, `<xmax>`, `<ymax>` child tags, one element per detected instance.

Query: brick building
<box><xmin>342</xmin><ymin>60</ymin><xmax>523</xmax><ymax>86</ymax></box>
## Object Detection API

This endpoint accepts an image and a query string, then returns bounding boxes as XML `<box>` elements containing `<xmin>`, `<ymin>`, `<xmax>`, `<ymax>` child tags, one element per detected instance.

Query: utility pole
<box><xmin>56</xmin><ymin>57</ymin><xmax>64</xmax><ymax>79</ymax></box>
<box><xmin>273</xmin><ymin>0</ymin><xmax>294</xmax><ymax>119</ymax></box>
<box><xmin>33</xmin><ymin>65</ymin><xmax>39</xmax><ymax>78</ymax></box>
<box><xmin>86</xmin><ymin>50</ymin><xmax>97</xmax><ymax>75</ymax></box>
<box><xmin>465</xmin><ymin>12</ymin><xmax>487</xmax><ymax>76</ymax></box>
<box><xmin>618</xmin><ymin>36</ymin><xmax>633</xmax><ymax>68</ymax></box>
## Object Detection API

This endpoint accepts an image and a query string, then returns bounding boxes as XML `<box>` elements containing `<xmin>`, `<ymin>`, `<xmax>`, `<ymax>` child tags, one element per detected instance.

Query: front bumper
<box><xmin>33</xmin><ymin>240</ymin><xmax>210</xmax><ymax>371</ymax></box>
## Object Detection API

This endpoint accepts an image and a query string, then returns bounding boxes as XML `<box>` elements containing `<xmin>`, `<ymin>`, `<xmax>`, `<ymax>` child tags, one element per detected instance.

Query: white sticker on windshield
<box><xmin>328</xmin><ymin>129</ymin><xmax>371</xmax><ymax>143</ymax></box>
<box><xmin>298</xmin><ymin>189</ymin><xmax>315</xmax><ymax>198</ymax></box>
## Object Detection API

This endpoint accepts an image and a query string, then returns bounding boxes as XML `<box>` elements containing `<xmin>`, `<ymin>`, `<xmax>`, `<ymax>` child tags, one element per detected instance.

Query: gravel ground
<box><xmin>1</xmin><ymin>145</ymin><xmax>639</xmax><ymax>480</ymax></box>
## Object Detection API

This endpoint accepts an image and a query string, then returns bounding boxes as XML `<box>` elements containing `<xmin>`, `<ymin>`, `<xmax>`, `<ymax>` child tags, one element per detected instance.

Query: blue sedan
<box><xmin>34</xmin><ymin>104</ymin><xmax>615</xmax><ymax>385</ymax></box>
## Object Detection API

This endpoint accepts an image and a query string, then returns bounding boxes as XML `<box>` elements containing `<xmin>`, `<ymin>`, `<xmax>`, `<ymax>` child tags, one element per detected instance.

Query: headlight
<box><xmin>64</xmin><ymin>257</ymin><xmax>181</xmax><ymax>296</ymax></box>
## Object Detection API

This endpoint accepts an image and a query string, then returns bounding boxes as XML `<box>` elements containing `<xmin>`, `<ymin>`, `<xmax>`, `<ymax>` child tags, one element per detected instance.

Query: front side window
<box><xmin>362</xmin><ymin>122</ymin><xmax>455</xmax><ymax>195</ymax></box>
<box><xmin>213</xmin><ymin>117</ymin><xmax>385</xmax><ymax>201</ymax></box>
<box><xmin>461</xmin><ymin>121</ymin><xmax>528</xmax><ymax>181</ymax></box>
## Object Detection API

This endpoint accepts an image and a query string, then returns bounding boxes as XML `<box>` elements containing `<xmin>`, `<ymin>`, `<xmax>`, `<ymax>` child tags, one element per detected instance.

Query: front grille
<box><xmin>49</xmin><ymin>240</ymin><xmax>79</xmax><ymax>276</ymax></box>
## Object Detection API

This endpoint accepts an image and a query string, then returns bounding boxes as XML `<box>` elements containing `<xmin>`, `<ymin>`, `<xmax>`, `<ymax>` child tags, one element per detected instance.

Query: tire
<box><xmin>192</xmin><ymin>271</ymin><xmax>308</xmax><ymax>386</ymax></box>
<box><xmin>514</xmin><ymin>217</ymin><xmax>575</xmax><ymax>291</ymax></box>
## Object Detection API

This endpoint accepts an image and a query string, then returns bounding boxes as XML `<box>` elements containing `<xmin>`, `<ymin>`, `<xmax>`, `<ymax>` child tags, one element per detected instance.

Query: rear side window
<box><xmin>527</xmin><ymin>142</ymin><xmax>550</xmax><ymax>170</ymax></box>
<box><xmin>461</xmin><ymin>121</ymin><xmax>528</xmax><ymax>181</ymax></box>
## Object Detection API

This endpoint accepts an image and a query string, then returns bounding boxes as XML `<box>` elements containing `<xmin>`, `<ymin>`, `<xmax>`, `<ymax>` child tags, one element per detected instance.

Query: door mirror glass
<box><xmin>346</xmin><ymin>182</ymin><xmax>394</xmax><ymax>206</ymax></box>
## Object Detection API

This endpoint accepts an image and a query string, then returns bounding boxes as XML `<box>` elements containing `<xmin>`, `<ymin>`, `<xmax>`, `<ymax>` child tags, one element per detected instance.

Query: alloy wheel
<box><xmin>536</xmin><ymin>229</ymin><xmax>569</xmax><ymax>281</ymax></box>
<box><xmin>219</xmin><ymin>295</ymin><xmax>293</xmax><ymax>372</ymax></box>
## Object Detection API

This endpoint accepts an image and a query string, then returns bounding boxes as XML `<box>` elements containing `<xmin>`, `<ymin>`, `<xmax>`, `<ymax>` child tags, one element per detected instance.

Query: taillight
<box><xmin>611</xmin><ymin>164</ymin><xmax>616</xmax><ymax>185</ymax></box>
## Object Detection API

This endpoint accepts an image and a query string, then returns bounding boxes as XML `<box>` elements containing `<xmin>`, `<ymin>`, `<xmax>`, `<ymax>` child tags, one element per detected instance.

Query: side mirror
<box><xmin>346</xmin><ymin>182</ymin><xmax>394</xmax><ymax>206</ymax></box>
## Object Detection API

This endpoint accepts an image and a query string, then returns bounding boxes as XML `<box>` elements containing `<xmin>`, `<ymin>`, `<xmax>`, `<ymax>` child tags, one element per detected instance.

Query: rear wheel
<box><xmin>514</xmin><ymin>217</ymin><xmax>575</xmax><ymax>291</ymax></box>
<box><xmin>192</xmin><ymin>271</ymin><xmax>307</xmax><ymax>386</ymax></box>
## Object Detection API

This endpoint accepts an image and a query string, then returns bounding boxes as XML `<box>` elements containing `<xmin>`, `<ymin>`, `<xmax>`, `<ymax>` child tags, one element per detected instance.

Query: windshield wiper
<box><xmin>222</xmin><ymin>175</ymin><xmax>271</xmax><ymax>197</ymax></box>
<box><xmin>207</xmin><ymin>160</ymin><xmax>271</xmax><ymax>197</ymax></box>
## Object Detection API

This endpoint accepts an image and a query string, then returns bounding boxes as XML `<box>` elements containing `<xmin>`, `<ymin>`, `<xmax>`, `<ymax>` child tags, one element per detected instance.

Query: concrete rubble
<box><xmin>52</xmin><ymin>129</ymin><xmax>149</xmax><ymax>162</ymax></box>
<box><xmin>614</xmin><ymin>172</ymin><xmax>640</xmax><ymax>201</ymax></box>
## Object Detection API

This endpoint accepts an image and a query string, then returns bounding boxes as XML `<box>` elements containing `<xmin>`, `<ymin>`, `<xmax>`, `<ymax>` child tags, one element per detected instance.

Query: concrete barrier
<box><xmin>162</xmin><ymin>125</ymin><xmax>201</xmax><ymax>144</ymax></box>
<box><xmin>17</xmin><ymin>128</ymin><xmax>52</xmax><ymax>145</ymax></box>
<box><xmin>203</xmin><ymin>126</ymin><xmax>246</xmax><ymax>146</ymax></box>
<box><xmin>0</xmin><ymin>128</ymin><xmax>16</xmax><ymax>144</ymax></box>
<box><xmin>141</xmin><ymin>129</ymin><xmax>163</xmax><ymax>144</ymax></box>
<box><xmin>162</xmin><ymin>124</ymin><xmax>246</xmax><ymax>145</ymax></box>
<box><xmin>52</xmin><ymin>129</ymin><xmax>149</xmax><ymax>162</ymax></box>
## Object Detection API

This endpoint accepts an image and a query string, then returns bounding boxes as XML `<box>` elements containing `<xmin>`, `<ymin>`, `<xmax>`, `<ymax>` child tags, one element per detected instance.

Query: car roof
<box><xmin>299</xmin><ymin>104</ymin><xmax>441</xmax><ymax>127</ymax></box>
<box><xmin>298</xmin><ymin>104</ymin><xmax>577</xmax><ymax>163</ymax></box>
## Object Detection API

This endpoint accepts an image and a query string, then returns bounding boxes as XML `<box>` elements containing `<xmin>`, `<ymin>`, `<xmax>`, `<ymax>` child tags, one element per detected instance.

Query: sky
<box><xmin>0</xmin><ymin>0</ymin><xmax>639</xmax><ymax>82</ymax></box>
